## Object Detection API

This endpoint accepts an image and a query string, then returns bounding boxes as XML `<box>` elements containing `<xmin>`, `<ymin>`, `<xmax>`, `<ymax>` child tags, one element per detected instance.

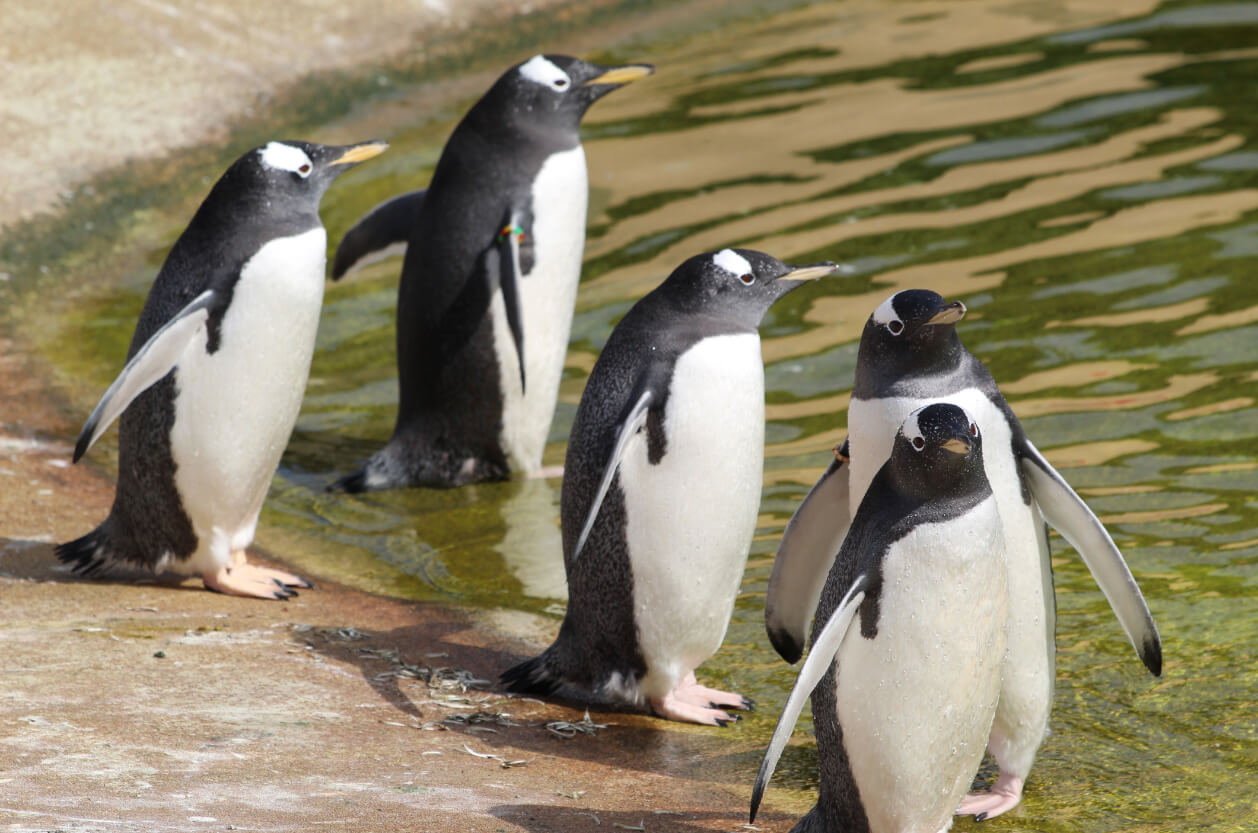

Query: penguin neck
<box><xmin>854</xmin><ymin>327</ymin><xmax>967</xmax><ymax>399</ymax></box>
<box><xmin>463</xmin><ymin>98</ymin><xmax>581</xmax><ymax>154</ymax></box>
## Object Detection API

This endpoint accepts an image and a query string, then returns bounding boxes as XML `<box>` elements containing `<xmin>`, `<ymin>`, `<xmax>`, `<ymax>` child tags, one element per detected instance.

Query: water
<box><xmin>8</xmin><ymin>0</ymin><xmax>1258</xmax><ymax>829</ymax></box>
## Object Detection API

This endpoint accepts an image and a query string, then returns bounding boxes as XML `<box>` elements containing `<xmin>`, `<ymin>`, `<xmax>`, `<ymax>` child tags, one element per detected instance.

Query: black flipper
<box><xmin>571</xmin><ymin>390</ymin><xmax>653</xmax><ymax>563</ymax></box>
<box><xmin>765</xmin><ymin>439</ymin><xmax>853</xmax><ymax>663</ymax></box>
<box><xmin>330</xmin><ymin>189</ymin><xmax>426</xmax><ymax>281</ymax></box>
<box><xmin>74</xmin><ymin>289</ymin><xmax>216</xmax><ymax>462</ymax></box>
<box><xmin>495</xmin><ymin>207</ymin><xmax>528</xmax><ymax>393</ymax></box>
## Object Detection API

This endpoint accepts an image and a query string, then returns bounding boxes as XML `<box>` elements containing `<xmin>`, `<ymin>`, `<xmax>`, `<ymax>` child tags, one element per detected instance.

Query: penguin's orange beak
<box><xmin>781</xmin><ymin>262</ymin><xmax>838</xmax><ymax>282</ymax></box>
<box><xmin>584</xmin><ymin>64</ymin><xmax>654</xmax><ymax>86</ymax></box>
<box><xmin>330</xmin><ymin>141</ymin><xmax>389</xmax><ymax>166</ymax></box>
<box><xmin>926</xmin><ymin>301</ymin><xmax>966</xmax><ymax>326</ymax></box>
<box><xmin>941</xmin><ymin>437</ymin><xmax>972</xmax><ymax>455</ymax></box>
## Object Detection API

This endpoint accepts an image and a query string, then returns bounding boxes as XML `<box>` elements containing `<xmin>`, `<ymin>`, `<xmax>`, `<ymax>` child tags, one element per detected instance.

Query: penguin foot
<box><xmin>649</xmin><ymin>691</ymin><xmax>736</xmax><ymax>726</ymax></box>
<box><xmin>679</xmin><ymin>673</ymin><xmax>754</xmax><ymax>711</ymax></box>
<box><xmin>203</xmin><ymin>562</ymin><xmax>310</xmax><ymax>599</ymax></box>
<box><xmin>526</xmin><ymin>465</ymin><xmax>564</xmax><ymax>480</ymax></box>
<box><xmin>956</xmin><ymin>772</ymin><xmax>1024</xmax><ymax>820</ymax></box>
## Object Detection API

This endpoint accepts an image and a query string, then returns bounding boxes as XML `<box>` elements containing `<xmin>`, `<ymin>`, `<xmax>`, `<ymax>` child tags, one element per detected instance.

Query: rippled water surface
<box><xmin>15</xmin><ymin>0</ymin><xmax>1258</xmax><ymax>830</ymax></box>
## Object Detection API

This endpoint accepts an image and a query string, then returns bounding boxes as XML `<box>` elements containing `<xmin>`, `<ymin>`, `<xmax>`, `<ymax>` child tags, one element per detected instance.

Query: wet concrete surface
<box><xmin>0</xmin><ymin>341</ymin><xmax>777</xmax><ymax>832</ymax></box>
<box><xmin>0</xmin><ymin>3</ymin><xmax>793</xmax><ymax>830</ymax></box>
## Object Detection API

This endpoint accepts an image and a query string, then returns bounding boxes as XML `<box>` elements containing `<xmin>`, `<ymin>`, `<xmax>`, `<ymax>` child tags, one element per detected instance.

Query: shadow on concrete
<box><xmin>0</xmin><ymin>535</ymin><xmax>191</xmax><ymax>589</ymax></box>
<box><xmin>489</xmin><ymin>802</ymin><xmax>783</xmax><ymax>832</ymax></box>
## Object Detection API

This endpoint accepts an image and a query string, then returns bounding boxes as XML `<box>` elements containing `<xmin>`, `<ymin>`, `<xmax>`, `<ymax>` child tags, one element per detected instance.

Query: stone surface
<box><xmin>0</xmin><ymin>2</ymin><xmax>794</xmax><ymax>830</ymax></box>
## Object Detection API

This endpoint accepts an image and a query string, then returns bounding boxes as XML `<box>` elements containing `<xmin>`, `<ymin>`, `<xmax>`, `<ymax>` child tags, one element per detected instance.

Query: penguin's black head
<box><xmin>659</xmin><ymin>248</ymin><xmax>836</xmax><ymax>330</ymax></box>
<box><xmin>485</xmin><ymin>54</ymin><xmax>654</xmax><ymax>137</ymax></box>
<box><xmin>856</xmin><ymin>289</ymin><xmax>967</xmax><ymax>391</ymax></box>
<box><xmin>218</xmin><ymin>140</ymin><xmax>389</xmax><ymax>216</ymax></box>
<box><xmin>888</xmin><ymin>402</ymin><xmax>987</xmax><ymax>499</ymax></box>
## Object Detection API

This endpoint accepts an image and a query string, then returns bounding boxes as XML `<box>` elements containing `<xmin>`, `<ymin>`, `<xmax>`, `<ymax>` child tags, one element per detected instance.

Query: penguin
<box><xmin>752</xmin><ymin>403</ymin><xmax>1008</xmax><ymax>833</ymax></box>
<box><xmin>329</xmin><ymin>55</ymin><xmax>654</xmax><ymax>492</ymax></box>
<box><xmin>501</xmin><ymin>249</ymin><xmax>836</xmax><ymax>725</ymax></box>
<box><xmin>764</xmin><ymin>289</ymin><xmax>1163</xmax><ymax>818</ymax></box>
<box><xmin>57</xmin><ymin>139</ymin><xmax>388</xmax><ymax>598</ymax></box>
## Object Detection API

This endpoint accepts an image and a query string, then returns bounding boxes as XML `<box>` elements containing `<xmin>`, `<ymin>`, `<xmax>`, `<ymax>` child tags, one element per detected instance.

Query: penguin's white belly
<box><xmin>848</xmin><ymin>389</ymin><xmax>1055</xmax><ymax>771</ymax></box>
<box><xmin>617</xmin><ymin>334</ymin><xmax>765</xmax><ymax>698</ymax></box>
<box><xmin>171</xmin><ymin>227</ymin><xmax>327</xmax><ymax>574</ymax></box>
<box><xmin>492</xmin><ymin>145</ymin><xmax>588</xmax><ymax>471</ymax></box>
<box><xmin>835</xmin><ymin>497</ymin><xmax>1008</xmax><ymax>833</ymax></box>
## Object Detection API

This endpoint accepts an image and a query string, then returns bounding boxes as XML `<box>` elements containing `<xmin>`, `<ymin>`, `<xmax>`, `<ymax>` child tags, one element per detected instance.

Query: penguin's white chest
<box><xmin>491</xmin><ymin>145</ymin><xmax>588</xmax><ymax>470</ymax></box>
<box><xmin>171</xmin><ymin>226</ymin><xmax>327</xmax><ymax>572</ymax></box>
<box><xmin>835</xmin><ymin>496</ymin><xmax>1008</xmax><ymax>833</ymax></box>
<box><xmin>617</xmin><ymin>333</ymin><xmax>765</xmax><ymax>696</ymax></box>
<box><xmin>848</xmin><ymin>387</ymin><xmax>1055</xmax><ymax>774</ymax></box>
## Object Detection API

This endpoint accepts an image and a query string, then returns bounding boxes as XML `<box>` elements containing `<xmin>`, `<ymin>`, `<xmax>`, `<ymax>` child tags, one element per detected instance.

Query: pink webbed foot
<box><xmin>526</xmin><ymin>465</ymin><xmax>564</xmax><ymax>480</ymax></box>
<box><xmin>956</xmin><ymin>771</ymin><xmax>1024</xmax><ymax>821</ymax></box>
<box><xmin>650</xmin><ymin>690</ymin><xmax>736</xmax><ymax>726</ymax></box>
<box><xmin>650</xmin><ymin>673</ymin><xmax>754</xmax><ymax>726</ymax></box>
<box><xmin>678</xmin><ymin>671</ymin><xmax>755</xmax><ymax>712</ymax></box>
<box><xmin>203</xmin><ymin>553</ymin><xmax>313</xmax><ymax>600</ymax></box>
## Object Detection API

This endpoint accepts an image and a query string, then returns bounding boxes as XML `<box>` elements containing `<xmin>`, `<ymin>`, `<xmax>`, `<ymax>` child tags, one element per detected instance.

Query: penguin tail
<box><xmin>500</xmin><ymin>653</ymin><xmax>565</xmax><ymax>698</ymax></box>
<box><xmin>55</xmin><ymin>525</ymin><xmax>116</xmax><ymax>577</ymax></box>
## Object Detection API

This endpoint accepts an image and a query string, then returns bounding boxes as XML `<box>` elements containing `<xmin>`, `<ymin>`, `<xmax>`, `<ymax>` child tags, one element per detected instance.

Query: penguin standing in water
<box><xmin>58</xmin><ymin>139</ymin><xmax>388</xmax><ymax>598</ymax></box>
<box><xmin>765</xmin><ymin>289</ymin><xmax>1162</xmax><ymax>818</ymax></box>
<box><xmin>502</xmin><ymin>249</ymin><xmax>836</xmax><ymax>725</ymax></box>
<box><xmin>753</xmin><ymin>403</ymin><xmax>1008</xmax><ymax>833</ymax></box>
<box><xmin>330</xmin><ymin>55</ymin><xmax>653</xmax><ymax>492</ymax></box>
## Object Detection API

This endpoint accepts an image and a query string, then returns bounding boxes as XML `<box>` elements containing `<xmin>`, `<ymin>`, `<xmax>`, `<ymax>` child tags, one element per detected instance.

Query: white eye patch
<box><xmin>872</xmin><ymin>292</ymin><xmax>905</xmax><ymax>334</ymax></box>
<box><xmin>712</xmin><ymin>248</ymin><xmax>752</xmax><ymax>277</ymax></box>
<box><xmin>259</xmin><ymin>142</ymin><xmax>313</xmax><ymax>177</ymax></box>
<box><xmin>902</xmin><ymin>407</ymin><xmax>927</xmax><ymax>450</ymax></box>
<box><xmin>871</xmin><ymin>293</ymin><xmax>901</xmax><ymax>326</ymax></box>
<box><xmin>519</xmin><ymin>55</ymin><xmax>571</xmax><ymax>91</ymax></box>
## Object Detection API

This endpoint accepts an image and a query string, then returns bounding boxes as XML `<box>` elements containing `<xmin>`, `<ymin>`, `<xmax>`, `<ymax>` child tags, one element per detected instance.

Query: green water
<box><xmin>9</xmin><ymin>0</ymin><xmax>1258</xmax><ymax>829</ymax></box>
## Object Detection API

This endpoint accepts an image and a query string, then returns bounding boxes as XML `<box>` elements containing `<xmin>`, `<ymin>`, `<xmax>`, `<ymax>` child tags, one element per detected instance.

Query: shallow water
<box><xmin>11</xmin><ymin>0</ymin><xmax>1258</xmax><ymax>829</ymax></box>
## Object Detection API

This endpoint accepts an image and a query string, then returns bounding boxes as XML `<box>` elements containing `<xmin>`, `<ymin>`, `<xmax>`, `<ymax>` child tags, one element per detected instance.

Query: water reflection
<box><xmin>21</xmin><ymin>0</ymin><xmax>1258</xmax><ymax>829</ymax></box>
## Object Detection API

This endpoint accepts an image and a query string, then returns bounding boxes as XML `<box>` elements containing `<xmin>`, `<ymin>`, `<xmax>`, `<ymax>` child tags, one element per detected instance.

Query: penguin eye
<box><xmin>911</xmin><ymin>436</ymin><xmax>926</xmax><ymax>451</ymax></box>
<box><xmin>739</xmin><ymin>273</ymin><xmax>755</xmax><ymax>285</ymax></box>
<box><xmin>553</xmin><ymin>78</ymin><xmax>569</xmax><ymax>90</ymax></box>
<box><xmin>970</xmin><ymin>422</ymin><xmax>979</xmax><ymax>437</ymax></box>
<box><xmin>887</xmin><ymin>319</ymin><xmax>904</xmax><ymax>336</ymax></box>
<box><xmin>297</xmin><ymin>163</ymin><xmax>312</xmax><ymax>177</ymax></box>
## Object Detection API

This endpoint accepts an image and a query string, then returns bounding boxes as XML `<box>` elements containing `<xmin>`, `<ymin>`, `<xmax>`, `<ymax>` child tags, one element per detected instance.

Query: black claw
<box><xmin>714</xmin><ymin>718</ymin><xmax>732</xmax><ymax>728</ymax></box>
<box><xmin>271</xmin><ymin>578</ymin><xmax>286</xmax><ymax>588</ymax></box>
<box><xmin>293</xmin><ymin>578</ymin><xmax>315</xmax><ymax>590</ymax></box>
<box><xmin>741</xmin><ymin>697</ymin><xmax>756</xmax><ymax>711</ymax></box>
<box><xmin>976</xmin><ymin>812</ymin><xmax>989</xmax><ymax>822</ymax></box>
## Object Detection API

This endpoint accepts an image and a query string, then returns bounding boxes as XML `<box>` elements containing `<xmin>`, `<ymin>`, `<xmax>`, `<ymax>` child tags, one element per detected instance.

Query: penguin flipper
<box><xmin>494</xmin><ymin>208</ymin><xmax>527</xmax><ymax>392</ymax></box>
<box><xmin>765</xmin><ymin>440</ymin><xmax>852</xmax><ymax>664</ymax></box>
<box><xmin>571</xmin><ymin>389</ymin><xmax>653</xmax><ymax>563</ymax></box>
<box><xmin>751</xmin><ymin>575</ymin><xmax>868</xmax><ymax>823</ymax></box>
<box><xmin>73</xmin><ymin>289</ymin><xmax>216</xmax><ymax>463</ymax></box>
<box><xmin>1018</xmin><ymin>439</ymin><xmax>1162</xmax><ymax>676</ymax></box>
<box><xmin>330</xmin><ymin>189</ymin><xmax>426</xmax><ymax>281</ymax></box>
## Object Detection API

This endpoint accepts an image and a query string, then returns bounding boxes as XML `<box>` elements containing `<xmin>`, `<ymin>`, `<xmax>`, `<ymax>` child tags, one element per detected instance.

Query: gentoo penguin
<box><xmin>765</xmin><ymin>289</ymin><xmax>1163</xmax><ymax>818</ymax></box>
<box><xmin>330</xmin><ymin>55</ymin><xmax>654</xmax><ymax>492</ymax></box>
<box><xmin>57</xmin><ymin>139</ymin><xmax>388</xmax><ymax>598</ymax></box>
<box><xmin>752</xmin><ymin>403</ymin><xmax>1008</xmax><ymax>833</ymax></box>
<box><xmin>501</xmin><ymin>249</ymin><xmax>836</xmax><ymax>725</ymax></box>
